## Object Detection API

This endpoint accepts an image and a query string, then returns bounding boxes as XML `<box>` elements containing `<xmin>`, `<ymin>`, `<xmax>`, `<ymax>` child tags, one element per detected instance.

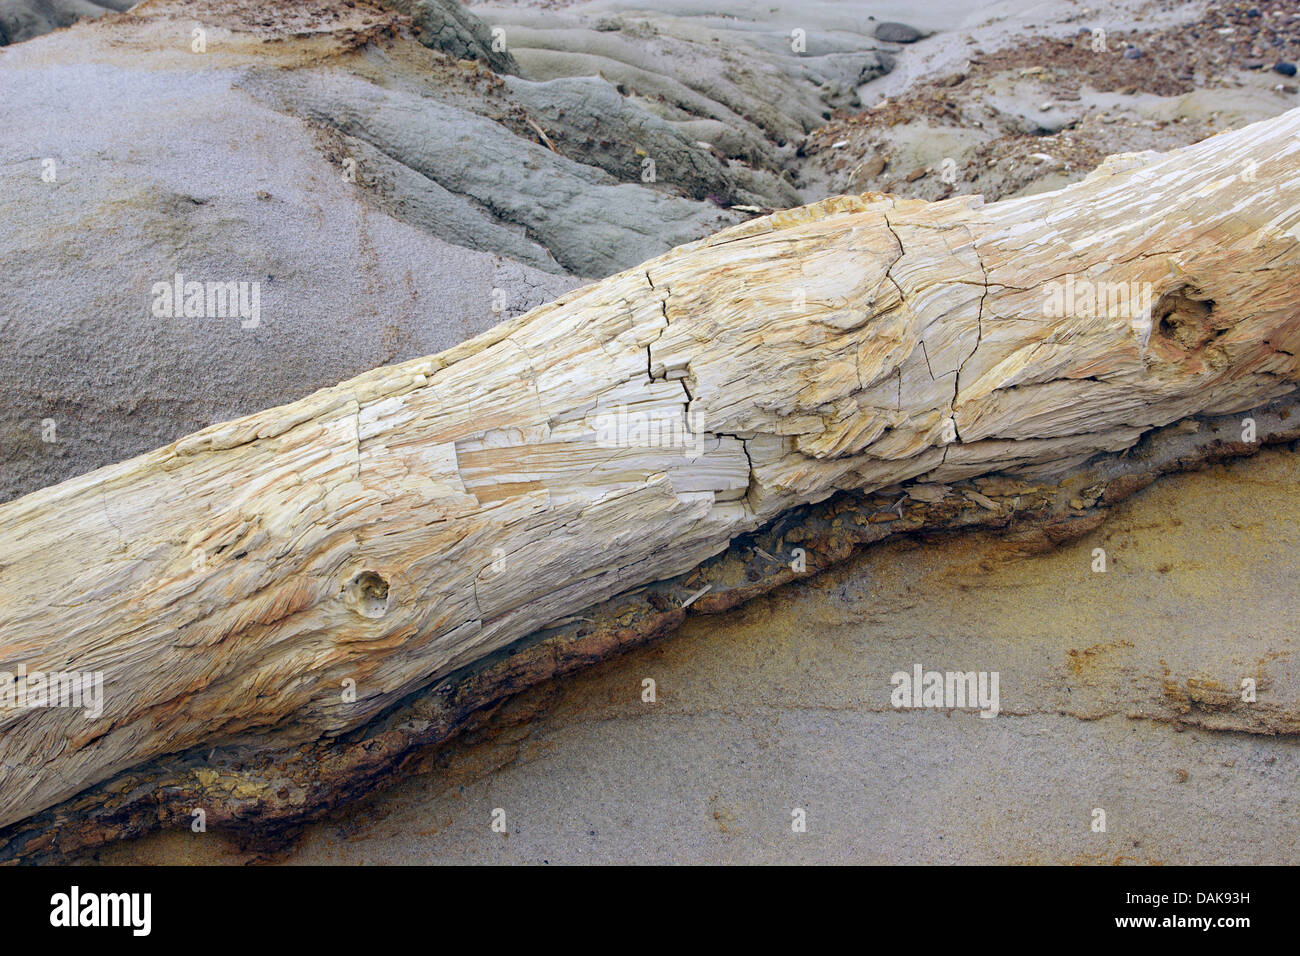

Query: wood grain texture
<box><xmin>2</xmin><ymin>108</ymin><xmax>1299</xmax><ymax>829</ymax></box>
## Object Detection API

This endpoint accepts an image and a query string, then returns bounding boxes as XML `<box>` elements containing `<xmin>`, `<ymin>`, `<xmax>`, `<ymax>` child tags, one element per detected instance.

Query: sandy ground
<box><xmin>85</xmin><ymin>446</ymin><xmax>1300</xmax><ymax>864</ymax></box>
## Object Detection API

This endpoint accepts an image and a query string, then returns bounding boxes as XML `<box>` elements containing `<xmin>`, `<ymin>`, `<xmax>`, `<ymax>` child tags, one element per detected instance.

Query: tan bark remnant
<box><xmin>2</xmin><ymin>109</ymin><xmax>1299</xmax><ymax>844</ymax></box>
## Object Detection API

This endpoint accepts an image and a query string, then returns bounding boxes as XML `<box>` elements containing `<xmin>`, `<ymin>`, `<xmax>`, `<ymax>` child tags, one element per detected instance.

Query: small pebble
<box><xmin>874</xmin><ymin>21</ymin><xmax>923</xmax><ymax>44</ymax></box>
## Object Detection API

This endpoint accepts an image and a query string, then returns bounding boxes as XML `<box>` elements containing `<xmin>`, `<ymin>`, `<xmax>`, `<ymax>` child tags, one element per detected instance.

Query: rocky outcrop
<box><xmin>0</xmin><ymin>0</ymin><xmax>133</xmax><ymax>45</ymax></box>
<box><xmin>474</xmin><ymin>2</ymin><xmax>893</xmax><ymax>147</ymax></box>
<box><xmin>236</xmin><ymin>69</ymin><xmax>741</xmax><ymax>278</ymax></box>
<box><xmin>385</xmin><ymin>0</ymin><xmax>521</xmax><ymax>74</ymax></box>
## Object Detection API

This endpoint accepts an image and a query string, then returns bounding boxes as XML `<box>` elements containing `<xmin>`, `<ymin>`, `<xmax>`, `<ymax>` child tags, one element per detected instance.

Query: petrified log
<box><xmin>5</xmin><ymin>394</ymin><xmax>1300</xmax><ymax>863</ymax></box>
<box><xmin>2</xmin><ymin>108</ymin><xmax>1299</xmax><ymax>841</ymax></box>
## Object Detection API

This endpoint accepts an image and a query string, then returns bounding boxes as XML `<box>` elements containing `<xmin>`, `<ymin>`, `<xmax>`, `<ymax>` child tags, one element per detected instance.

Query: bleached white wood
<box><xmin>1</xmin><ymin>109</ymin><xmax>1298</xmax><ymax>828</ymax></box>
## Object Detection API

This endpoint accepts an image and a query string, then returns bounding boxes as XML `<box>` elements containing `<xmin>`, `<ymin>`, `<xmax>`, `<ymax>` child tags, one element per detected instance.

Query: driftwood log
<box><xmin>2</xmin><ymin>108</ymin><xmax>1299</xmax><ymax>845</ymax></box>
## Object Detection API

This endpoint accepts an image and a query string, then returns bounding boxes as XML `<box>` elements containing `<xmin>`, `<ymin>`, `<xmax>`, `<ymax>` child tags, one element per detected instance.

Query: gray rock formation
<box><xmin>501</xmin><ymin>74</ymin><xmax>799</xmax><ymax>208</ymax></box>
<box><xmin>874</xmin><ymin>21</ymin><xmax>924</xmax><ymax>44</ymax></box>
<box><xmin>474</xmin><ymin>3</ymin><xmax>893</xmax><ymax>145</ymax></box>
<box><xmin>0</xmin><ymin>0</ymin><xmax>132</xmax><ymax>45</ymax></box>
<box><xmin>384</xmin><ymin>0</ymin><xmax>521</xmax><ymax>75</ymax></box>
<box><xmin>238</xmin><ymin>68</ymin><xmax>740</xmax><ymax>278</ymax></box>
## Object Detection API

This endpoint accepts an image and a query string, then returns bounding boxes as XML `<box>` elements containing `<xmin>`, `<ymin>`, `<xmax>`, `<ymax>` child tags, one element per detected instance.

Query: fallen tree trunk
<box><xmin>2</xmin><ymin>108</ymin><xmax>1299</xmax><ymax>837</ymax></box>
<box><xmin>5</xmin><ymin>393</ymin><xmax>1300</xmax><ymax>863</ymax></box>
